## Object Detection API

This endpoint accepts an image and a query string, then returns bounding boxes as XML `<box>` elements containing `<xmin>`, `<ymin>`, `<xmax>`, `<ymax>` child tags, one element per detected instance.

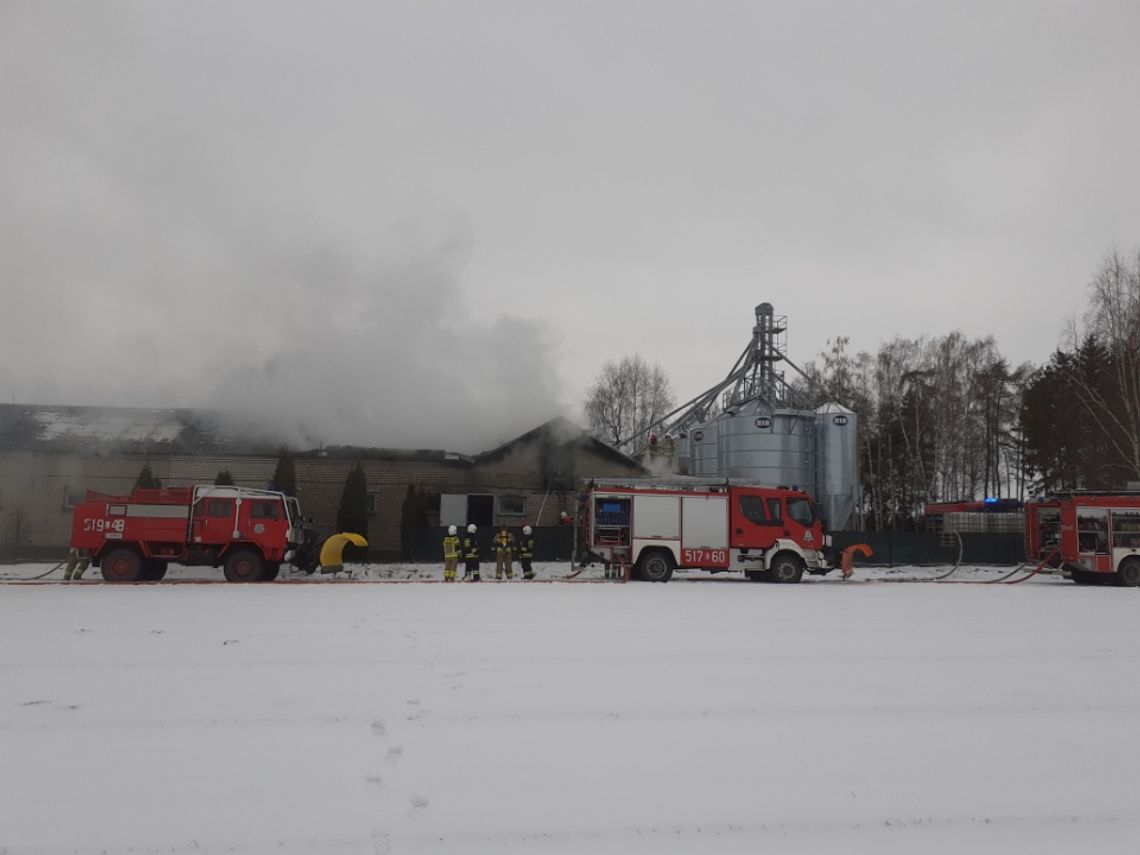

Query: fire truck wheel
<box><xmin>140</xmin><ymin>559</ymin><xmax>168</xmax><ymax>581</ymax></box>
<box><xmin>101</xmin><ymin>548</ymin><xmax>143</xmax><ymax>583</ymax></box>
<box><xmin>638</xmin><ymin>550</ymin><xmax>674</xmax><ymax>583</ymax></box>
<box><xmin>224</xmin><ymin>549</ymin><xmax>265</xmax><ymax>583</ymax></box>
<box><xmin>1117</xmin><ymin>558</ymin><xmax>1140</xmax><ymax>587</ymax></box>
<box><xmin>769</xmin><ymin>553</ymin><xmax>805</xmax><ymax>584</ymax></box>
<box><xmin>1070</xmin><ymin>570</ymin><xmax>1103</xmax><ymax>585</ymax></box>
<box><xmin>260</xmin><ymin>562</ymin><xmax>281</xmax><ymax>582</ymax></box>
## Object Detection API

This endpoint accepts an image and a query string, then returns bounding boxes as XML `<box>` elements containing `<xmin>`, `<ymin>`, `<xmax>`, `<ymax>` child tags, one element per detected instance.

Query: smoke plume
<box><xmin>0</xmin><ymin>4</ymin><xmax>566</xmax><ymax>454</ymax></box>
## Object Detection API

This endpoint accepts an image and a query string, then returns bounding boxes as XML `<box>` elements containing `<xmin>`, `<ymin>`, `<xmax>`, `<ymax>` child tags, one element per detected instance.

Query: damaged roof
<box><xmin>0</xmin><ymin>404</ymin><xmax>269</xmax><ymax>456</ymax></box>
<box><xmin>475</xmin><ymin>416</ymin><xmax>644</xmax><ymax>469</ymax></box>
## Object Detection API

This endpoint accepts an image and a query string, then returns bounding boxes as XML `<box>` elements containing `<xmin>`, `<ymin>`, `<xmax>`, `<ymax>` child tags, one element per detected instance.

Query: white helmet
<box><xmin>467</xmin><ymin>524</ymin><xmax>476</xmax><ymax>534</ymax></box>
<box><xmin>523</xmin><ymin>525</ymin><xmax>532</xmax><ymax>535</ymax></box>
<box><xmin>448</xmin><ymin>525</ymin><xmax>457</xmax><ymax>535</ymax></box>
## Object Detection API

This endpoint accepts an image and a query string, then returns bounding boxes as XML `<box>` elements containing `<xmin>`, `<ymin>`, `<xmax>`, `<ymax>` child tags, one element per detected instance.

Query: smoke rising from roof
<box><xmin>206</xmin><ymin>215</ymin><xmax>565</xmax><ymax>453</ymax></box>
<box><xmin>0</xmin><ymin>4</ymin><xmax>566</xmax><ymax>453</ymax></box>
<box><xmin>5</xmin><ymin>1</ymin><xmax>1140</xmax><ymax>428</ymax></box>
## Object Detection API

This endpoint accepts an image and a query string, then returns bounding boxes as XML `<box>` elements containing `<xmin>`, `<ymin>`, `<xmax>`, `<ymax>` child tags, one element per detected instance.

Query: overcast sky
<box><xmin>3</xmin><ymin>1</ymin><xmax>1138</xmax><ymax>451</ymax></box>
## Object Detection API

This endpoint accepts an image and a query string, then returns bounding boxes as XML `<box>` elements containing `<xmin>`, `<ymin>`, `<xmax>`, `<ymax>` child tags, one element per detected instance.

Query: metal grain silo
<box><xmin>690</xmin><ymin>421</ymin><xmax>720</xmax><ymax>476</ymax></box>
<box><xmin>814</xmin><ymin>402</ymin><xmax>859</xmax><ymax>530</ymax></box>
<box><xmin>674</xmin><ymin>432</ymin><xmax>692</xmax><ymax>475</ymax></box>
<box><xmin>717</xmin><ymin>401</ymin><xmax>815</xmax><ymax>488</ymax></box>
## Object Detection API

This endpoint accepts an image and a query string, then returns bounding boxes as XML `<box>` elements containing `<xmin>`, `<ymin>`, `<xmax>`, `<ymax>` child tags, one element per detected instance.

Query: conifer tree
<box><xmin>134</xmin><ymin>464</ymin><xmax>162</xmax><ymax>490</ymax></box>
<box><xmin>272</xmin><ymin>447</ymin><xmax>297</xmax><ymax>497</ymax></box>
<box><xmin>336</xmin><ymin>462</ymin><xmax>369</xmax><ymax>540</ymax></box>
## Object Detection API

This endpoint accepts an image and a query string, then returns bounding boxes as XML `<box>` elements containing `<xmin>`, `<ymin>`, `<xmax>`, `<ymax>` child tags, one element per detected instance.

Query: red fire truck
<box><xmin>1025</xmin><ymin>492</ymin><xmax>1140</xmax><ymax>586</ymax></box>
<box><xmin>923</xmin><ymin>498</ymin><xmax>1024</xmax><ymax>533</ymax></box>
<box><xmin>583</xmin><ymin>479</ymin><xmax>833</xmax><ymax>583</ymax></box>
<box><xmin>70</xmin><ymin>485</ymin><xmax>316</xmax><ymax>582</ymax></box>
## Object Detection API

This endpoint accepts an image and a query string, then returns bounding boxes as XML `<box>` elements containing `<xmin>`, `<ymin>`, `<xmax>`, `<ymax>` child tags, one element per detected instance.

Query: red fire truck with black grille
<box><xmin>1026</xmin><ymin>492</ymin><xmax>1140</xmax><ymax>586</ymax></box>
<box><xmin>70</xmin><ymin>485</ymin><xmax>316</xmax><ymax>582</ymax></box>
<box><xmin>583</xmin><ymin>478</ymin><xmax>834</xmax><ymax>582</ymax></box>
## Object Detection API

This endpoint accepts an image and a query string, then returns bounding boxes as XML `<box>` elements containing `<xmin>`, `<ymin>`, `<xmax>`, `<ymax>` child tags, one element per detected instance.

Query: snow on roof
<box><xmin>32</xmin><ymin>407</ymin><xmax>185</xmax><ymax>444</ymax></box>
<box><xmin>0</xmin><ymin>404</ymin><xmax>236</xmax><ymax>455</ymax></box>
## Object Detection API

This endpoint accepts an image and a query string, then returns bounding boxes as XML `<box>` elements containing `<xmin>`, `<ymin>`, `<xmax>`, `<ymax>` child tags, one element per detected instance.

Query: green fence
<box><xmin>832</xmin><ymin>531</ymin><xmax>1026</xmax><ymax>566</ymax></box>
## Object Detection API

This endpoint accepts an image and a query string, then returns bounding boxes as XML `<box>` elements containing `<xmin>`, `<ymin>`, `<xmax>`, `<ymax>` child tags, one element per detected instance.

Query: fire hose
<box><xmin>1000</xmin><ymin>549</ymin><xmax>1059</xmax><ymax>585</ymax></box>
<box><xmin>842</xmin><ymin>532</ymin><xmax>1059</xmax><ymax>586</ymax></box>
<box><xmin>15</xmin><ymin>560</ymin><xmax>68</xmax><ymax>581</ymax></box>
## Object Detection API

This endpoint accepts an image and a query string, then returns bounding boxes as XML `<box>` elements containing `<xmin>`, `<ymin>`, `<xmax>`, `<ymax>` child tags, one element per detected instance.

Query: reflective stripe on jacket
<box><xmin>443</xmin><ymin>535</ymin><xmax>460</xmax><ymax>559</ymax></box>
<box><xmin>463</xmin><ymin>537</ymin><xmax>479</xmax><ymax>560</ymax></box>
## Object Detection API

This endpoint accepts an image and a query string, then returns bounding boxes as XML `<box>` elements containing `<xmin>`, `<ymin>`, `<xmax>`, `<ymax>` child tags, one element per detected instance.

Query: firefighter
<box><xmin>493</xmin><ymin>525</ymin><xmax>515</xmax><ymax>580</ymax></box>
<box><xmin>463</xmin><ymin>524</ymin><xmax>481</xmax><ymax>581</ymax></box>
<box><xmin>442</xmin><ymin>525</ymin><xmax>461</xmax><ymax>582</ymax></box>
<box><xmin>518</xmin><ymin>525</ymin><xmax>536</xmax><ymax>580</ymax></box>
<box><xmin>63</xmin><ymin>547</ymin><xmax>90</xmax><ymax>581</ymax></box>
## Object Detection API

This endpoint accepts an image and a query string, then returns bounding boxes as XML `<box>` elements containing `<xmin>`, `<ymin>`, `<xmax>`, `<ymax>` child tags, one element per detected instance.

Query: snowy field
<box><xmin>3</xmin><ymin>565</ymin><xmax>1139</xmax><ymax>854</ymax></box>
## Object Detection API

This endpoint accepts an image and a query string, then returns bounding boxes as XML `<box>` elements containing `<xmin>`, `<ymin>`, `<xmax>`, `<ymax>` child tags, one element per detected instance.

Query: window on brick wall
<box><xmin>366</xmin><ymin>494</ymin><xmax>378</xmax><ymax>515</ymax></box>
<box><xmin>62</xmin><ymin>485</ymin><xmax>81</xmax><ymax>509</ymax></box>
<box><xmin>497</xmin><ymin>494</ymin><xmax>526</xmax><ymax>517</ymax></box>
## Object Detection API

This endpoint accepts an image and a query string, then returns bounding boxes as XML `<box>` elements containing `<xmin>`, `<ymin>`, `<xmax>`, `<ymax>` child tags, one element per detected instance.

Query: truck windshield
<box><xmin>787</xmin><ymin>498</ymin><xmax>814</xmax><ymax>527</ymax></box>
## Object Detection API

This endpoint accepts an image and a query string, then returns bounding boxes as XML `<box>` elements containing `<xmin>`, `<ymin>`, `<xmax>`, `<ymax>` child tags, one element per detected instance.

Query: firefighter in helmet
<box><xmin>463</xmin><ymin>524</ymin><xmax>481</xmax><ymax>581</ymax></box>
<box><xmin>442</xmin><ymin>525</ymin><xmax>461</xmax><ymax>582</ymax></box>
<box><xmin>493</xmin><ymin>525</ymin><xmax>515</xmax><ymax>580</ymax></box>
<box><xmin>63</xmin><ymin>547</ymin><xmax>90</xmax><ymax>581</ymax></box>
<box><xmin>518</xmin><ymin>525</ymin><xmax>536</xmax><ymax>580</ymax></box>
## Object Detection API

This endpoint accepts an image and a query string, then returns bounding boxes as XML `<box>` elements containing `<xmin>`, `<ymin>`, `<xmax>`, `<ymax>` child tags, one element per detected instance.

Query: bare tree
<box><xmin>1063</xmin><ymin>250</ymin><xmax>1140</xmax><ymax>483</ymax></box>
<box><xmin>585</xmin><ymin>355</ymin><xmax>675</xmax><ymax>451</ymax></box>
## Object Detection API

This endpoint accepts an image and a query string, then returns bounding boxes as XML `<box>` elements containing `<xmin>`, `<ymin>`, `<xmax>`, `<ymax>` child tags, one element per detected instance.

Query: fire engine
<box><xmin>70</xmin><ymin>485</ymin><xmax>319</xmax><ymax>582</ymax></box>
<box><xmin>583</xmin><ymin>478</ymin><xmax>833</xmax><ymax>583</ymax></box>
<box><xmin>923</xmin><ymin>498</ymin><xmax>1024</xmax><ymax>533</ymax></box>
<box><xmin>1025</xmin><ymin>492</ymin><xmax>1140</xmax><ymax>586</ymax></box>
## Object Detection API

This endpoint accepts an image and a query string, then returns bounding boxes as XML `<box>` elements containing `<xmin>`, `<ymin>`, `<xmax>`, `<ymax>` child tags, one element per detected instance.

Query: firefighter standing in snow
<box><xmin>442</xmin><ymin>525</ymin><xmax>461</xmax><ymax>582</ymax></box>
<box><xmin>493</xmin><ymin>526</ymin><xmax>515</xmax><ymax>580</ymax></box>
<box><xmin>463</xmin><ymin>524</ymin><xmax>481</xmax><ymax>581</ymax></box>
<box><xmin>518</xmin><ymin>525</ymin><xmax>536</xmax><ymax>580</ymax></box>
<box><xmin>63</xmin><ymin>547</ymin><xmax>90</xmax><ymax>581</ymax></box>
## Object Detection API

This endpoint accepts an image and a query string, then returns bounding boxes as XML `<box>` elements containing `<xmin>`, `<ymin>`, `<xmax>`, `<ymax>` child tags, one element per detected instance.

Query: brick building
<box><xmin>0</xmin><ymin>405</ymin><xmax>644</xmax><ymax>560</ymax></box>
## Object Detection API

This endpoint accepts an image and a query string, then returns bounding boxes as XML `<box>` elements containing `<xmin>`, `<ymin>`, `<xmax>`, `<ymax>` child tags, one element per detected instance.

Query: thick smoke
<box><xmin>206</xmin><ymin>216</ymin><xmax>565</xmax><ymax>453</ymax></box>
<box><xmin>0</xmin><ymin>4</ymin><xmax>566</xmax><ymax>454</ymax></box>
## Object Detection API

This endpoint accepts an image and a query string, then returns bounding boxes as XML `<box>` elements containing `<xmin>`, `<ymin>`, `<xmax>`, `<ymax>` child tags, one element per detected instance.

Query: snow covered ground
<box><xmin>0</xmin><ymin>558</ymin><xmax>1067</xmax><ymax>585</ymax></box>
<box><xmin>3</xmin><ymin>565</ymin><xmax>1138</xmax><ymax>854</ymax></box>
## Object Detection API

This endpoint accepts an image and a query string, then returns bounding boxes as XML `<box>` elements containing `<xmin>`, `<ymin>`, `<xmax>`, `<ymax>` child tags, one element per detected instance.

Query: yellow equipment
<box><xmin>319</xmin><ymin>532</ymin><xmax>369</xmax><ymax>573</ymax></box>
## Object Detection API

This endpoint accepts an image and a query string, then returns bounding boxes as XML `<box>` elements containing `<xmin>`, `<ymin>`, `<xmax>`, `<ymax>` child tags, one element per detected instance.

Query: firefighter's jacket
<box><xmin>518</xmin><ymin>535</ymin><xmax>535</xmax><ymax>560</ymax></box>
<box><xmin>442</xmin><ymin>535</ymin><xmax>461</xmax><ymax>560</ymax></box>
<box><xmin>463</xmin><ymin>536</ymin><xmax>480</xmax><ymax>560</ymax></box>
<box><xmin>492</xmin><ymin>531</ymin><xmax>515</xmax><ymax>555</ymax></box>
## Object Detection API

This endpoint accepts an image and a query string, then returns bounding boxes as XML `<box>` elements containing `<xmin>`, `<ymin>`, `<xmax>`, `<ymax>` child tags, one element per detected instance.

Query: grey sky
<box><xmin>3</xmin><ymin>1</ymin><xmax>1138</xmax><ymax>451</ymax></box>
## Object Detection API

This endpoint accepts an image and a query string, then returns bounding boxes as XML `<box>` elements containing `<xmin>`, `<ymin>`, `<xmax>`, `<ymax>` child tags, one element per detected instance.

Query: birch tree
<box><xmin>584</xmin><ymin>355</ymin><xmax>675</xmax><ymax>451</ymax></box>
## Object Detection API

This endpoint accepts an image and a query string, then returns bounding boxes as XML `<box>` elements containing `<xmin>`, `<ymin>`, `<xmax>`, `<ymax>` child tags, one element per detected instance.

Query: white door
<box><xmin>681</xmin><ymin>496</ymin><xmax>728</xmax><ymax>548</ymax></box>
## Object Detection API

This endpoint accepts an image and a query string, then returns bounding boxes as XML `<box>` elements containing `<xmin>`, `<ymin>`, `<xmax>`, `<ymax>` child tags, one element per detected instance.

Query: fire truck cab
<box><xmin>70</xmin><ymin>485</ymin><xmax>310</xmax><ymax>582</ymax></box>
<box><xmin>584</xmin><ymin>479</ymin><xmax>833</xmax><ymax>582</ymax></box>
<box><xmin>1026</xmin><ymin>492</ymin><xmax>1140</xmax><ymax>586</ymax></box>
